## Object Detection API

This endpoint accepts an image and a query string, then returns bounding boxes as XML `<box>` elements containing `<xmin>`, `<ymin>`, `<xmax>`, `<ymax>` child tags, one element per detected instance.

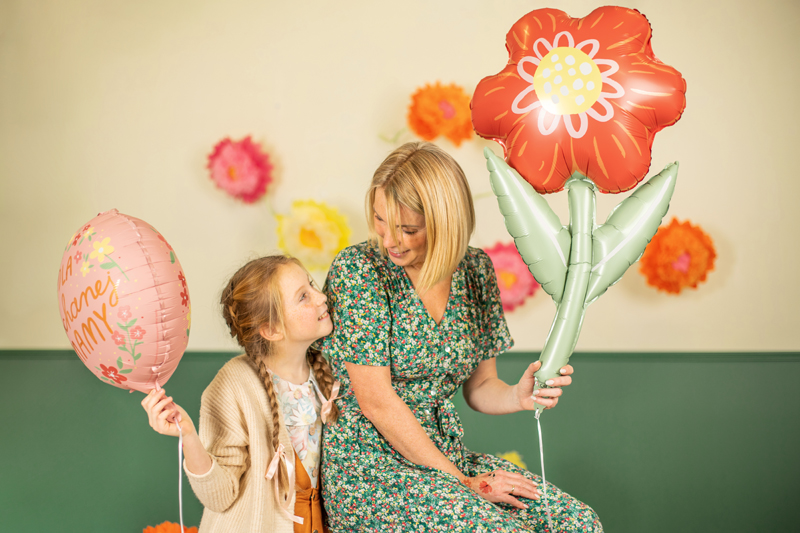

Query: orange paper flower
<box><xmin>408</xmin><ymin>82</ymin><xmax>473</xmax><ymax>146</ymax></box>
<box><xmin>143</xmin><ymin>521</ymin><xmax>198</xmax><ymax>533</ymax></box>
<box><xmin>639</xmin><ymin>218</ymin><xmax>716</xmax><ymax>294</ymax></box>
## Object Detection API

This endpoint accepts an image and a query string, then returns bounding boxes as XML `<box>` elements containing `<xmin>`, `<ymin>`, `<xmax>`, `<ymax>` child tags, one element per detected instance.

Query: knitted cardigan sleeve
<box><xmin>184</xmin><ymin>361</ymin><xmax>253</xmax><ymax>513</ymax></box>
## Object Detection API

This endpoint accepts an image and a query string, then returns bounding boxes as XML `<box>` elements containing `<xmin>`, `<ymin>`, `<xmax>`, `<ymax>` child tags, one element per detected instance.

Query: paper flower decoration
<box><xmin>143</xmin><ymin>521</ymin><xmax>197</xmax><ymax>533</ymax></box>
<box><xmin>276</xmin><ymin>200</ymin><xmax>351</xmax><ymax>270</ymax></box>
<box><xmin>408</xmin><ymin>82</ymin><xmax>473</xmax><ymax>147</ymax></box>
<box><xmin>639</xmin><ymin>218</ymin><xmax>716</xmax><ymax>294</ymax></box>
<box><xmin>472</xmin><ymin>6</ymin><xmax>686</xmax><ymax>194</ymax></box>
<box><xmin>484</xmin><ymin>242</ymin><xmax>539</xmax><ymax>311</ymax></box>
<box><xmin>207</xmin><ymin>136</ymin><xmax>273</xmax><ymax>203</ymax></box>
<box><xmin>497</xmin><ymin>450</ymin><xmax>528</xmax><ymax>470</ymax></box>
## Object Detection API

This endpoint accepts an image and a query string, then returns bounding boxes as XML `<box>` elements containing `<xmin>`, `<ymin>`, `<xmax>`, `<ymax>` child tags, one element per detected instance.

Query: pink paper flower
<box><xmin>130</xmin><ymin>326</ymin><xmax>146</xmax><ymax>340</ymax></box>
<box><xmin>207</xmin><ymin>136</ymin><xmax>273</xmax><ymax>203</ymax></box>
<box><xmin>484</xmin><ymin>242</ymin><xmax>540</xmax><ymax>311</ymax></box>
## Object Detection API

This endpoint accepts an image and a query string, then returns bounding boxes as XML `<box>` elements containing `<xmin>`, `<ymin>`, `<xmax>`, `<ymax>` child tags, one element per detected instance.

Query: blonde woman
<box><xmin>320</xmin><ymin>142</ymin><xmax>602</xmax><ymax>532</ymax></box>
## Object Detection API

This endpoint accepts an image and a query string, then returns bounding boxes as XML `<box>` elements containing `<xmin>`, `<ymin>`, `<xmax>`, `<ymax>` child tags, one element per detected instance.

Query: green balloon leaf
<box><xmin>585</xmin><ymin>163</ymin><xmax>679</xmax><ymax>305</ymax></box>
<box><xmin>484</xmin><ymin>148</ymin><xmax>571</xmax><ymax>303</ymax></box>
<box><xmin>116</xmin><ymin>356</ymin><xmax>123</xmax><ymax>369</ymax></box>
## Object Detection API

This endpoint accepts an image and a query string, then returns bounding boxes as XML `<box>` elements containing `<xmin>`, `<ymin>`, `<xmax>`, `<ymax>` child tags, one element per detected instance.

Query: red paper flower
<box><xmin>111</xmin><ymin>331</ymin><xmax>126</xmax><ymax>346</ymax></box>
<box><xmin>639</xmin><ymin>218</ymin><xmax>716</xmax><ymax>294</ymax></box>
<box><xmin>207</xmin><ymin>136</ymin><xmax>273</xmax><ymax>203</ymax></box>
<box><xmin>99</xmin><ymin>364</ymin><xmax>127</xmax><ymax>384</ymax></box>
<box><xmin>130</xmin><ymin>326</ymin><xmax>147</xmax><ymax>340</ymax></box>
<box><xmin>472</xmin><ymin>6</ymin><xmax>686</xmax><ymax>194</ymax></box>
<box><xmin>484</xmin><ymin>242</ymin><xmax>539</xmax><ymax>311</ymax></box>
<box><xmin>180</xmin><ymin>290</ymin><xmax>189</xmax><ymax>307</ymax></box>
<box><xmin>178</xmin><ymin>272</ymin><xmax>186</xmax><ymax>289</ymax></box>
<box><xmin>408</xmin><ymin>82</ymin><xmax>473</xmax><ymax>146</ymax></box>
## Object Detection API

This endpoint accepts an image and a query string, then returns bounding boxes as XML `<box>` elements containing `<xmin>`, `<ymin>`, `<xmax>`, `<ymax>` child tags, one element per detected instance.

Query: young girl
<box><xmin>142</xmin><ymin>256</ymin><xmax>339</xmax><ymax>533</ymax></box>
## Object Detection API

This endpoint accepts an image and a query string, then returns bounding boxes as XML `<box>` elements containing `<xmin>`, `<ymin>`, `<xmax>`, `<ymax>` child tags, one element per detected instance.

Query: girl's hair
<box><xmin>366</xmin><ymin>141</ymin><xmax>475</xmax><ymax>293</ymax></box>
<box><xmin>220</xmin><ymin>255</ymin><xmax>339</xmax><ymax>497</ymax></box>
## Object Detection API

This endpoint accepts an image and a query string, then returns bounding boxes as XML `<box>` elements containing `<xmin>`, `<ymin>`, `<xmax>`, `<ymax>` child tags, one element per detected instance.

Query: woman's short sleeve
<box><xmin>474</xmin><ymin>249</ymin><xmax>514</xmax><ymax>360</ymax></box>
<box><xmin>323</xmin><ymin>246</ymin><xmax>391</xmax><ymax>367</ymax></box>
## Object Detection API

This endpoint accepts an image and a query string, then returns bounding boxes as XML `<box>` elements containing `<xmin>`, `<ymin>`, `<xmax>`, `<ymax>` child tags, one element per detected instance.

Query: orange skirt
<box><xmin>293</xmin><ymin>450</ymin><xmax>328</xmax><ymax>533</ymax></box>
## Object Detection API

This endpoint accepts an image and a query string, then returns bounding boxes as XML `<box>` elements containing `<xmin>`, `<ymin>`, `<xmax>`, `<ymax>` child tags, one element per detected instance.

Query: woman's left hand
<box><xmin>515</xmin><ymin>360</ymin><xmax>573</xmax><ymax>410</ymax></box>
<box><xmin>462</xmin><ymin>469</ymin><xmax>541</xmax><ymax>509</ymax></box>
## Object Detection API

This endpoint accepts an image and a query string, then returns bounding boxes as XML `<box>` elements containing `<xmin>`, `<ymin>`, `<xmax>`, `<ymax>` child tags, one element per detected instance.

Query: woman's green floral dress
<box><xmin>320</xmin><ymin>242</ymin><xmax>602</xmax><ymax>532</ymax></box>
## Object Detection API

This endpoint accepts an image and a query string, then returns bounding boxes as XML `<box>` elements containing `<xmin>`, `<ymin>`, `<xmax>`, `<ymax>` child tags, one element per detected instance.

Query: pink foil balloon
<box><xmin>57</xmin><ymin>209</ymin><xmax>191</xmax><ymax>392</ymax></box>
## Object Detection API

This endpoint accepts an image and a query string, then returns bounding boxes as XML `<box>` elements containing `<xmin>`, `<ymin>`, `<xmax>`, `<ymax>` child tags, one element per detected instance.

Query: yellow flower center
<box><xmin>533</xmin><ymin>47</ymin><xmax>602</xmax><ymax>115</ymax></box>
<box><xmin>498</xmin><ymin>270</ymin><xmax>518</xmax><ymax>290</ymax></box>
<box><xmin>228</xmin><ymin>166</ymin><xmax>238</xmax><ymax>181</ymax></box>
<box><xmin>299</xmin><ymin>227</ymin><xmax>323</xmax><ymax>250</ymax></box>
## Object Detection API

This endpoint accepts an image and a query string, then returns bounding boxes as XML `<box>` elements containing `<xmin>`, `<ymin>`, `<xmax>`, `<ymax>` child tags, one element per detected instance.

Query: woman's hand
<box><xmin>462</xmin><ymin>470</ymin><xmax>541</xmax><ymax>509</ymax></box>
<box><xmin>141</xmin><ymin>388</ymin><xmax>196</xmax><ymax>438</ymax></box>
<box><xmin>516</xmin><ymin>360</ymin><xmax>573</xmax><ymax>411</ymax></box>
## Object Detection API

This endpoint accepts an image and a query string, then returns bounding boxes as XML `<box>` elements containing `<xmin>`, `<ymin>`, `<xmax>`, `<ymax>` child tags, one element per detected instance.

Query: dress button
<box><xmin>445</xmin><ymin>346</ymin><xmax>450</xmax><ymax>352</ymax></box>
<box><xmin>313</xmin><ymin>530</ymin><xmax>319</xmax><ymax>533</ymax></box>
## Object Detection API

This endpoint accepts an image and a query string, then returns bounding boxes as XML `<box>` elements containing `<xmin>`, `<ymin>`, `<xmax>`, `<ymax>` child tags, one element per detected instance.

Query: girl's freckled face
<box><xmin>373</xmin><ymin>188</ymin><xmax>427</xmax><ymax>270</ymax></box>
<box><xmin>277</xmin><ymin>263</ymin><xmax>332</xmax><ymax>344</ymax></box>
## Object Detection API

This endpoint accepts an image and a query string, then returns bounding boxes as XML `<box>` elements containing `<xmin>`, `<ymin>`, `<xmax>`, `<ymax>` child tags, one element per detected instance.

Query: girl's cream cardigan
<box><xmin>185</xmin><ymin>355</ymin><xmax>297</xmax><ymax>533</ymax></box>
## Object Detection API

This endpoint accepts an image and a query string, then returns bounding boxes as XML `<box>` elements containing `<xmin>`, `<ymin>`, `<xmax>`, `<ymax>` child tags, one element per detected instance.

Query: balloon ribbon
<box><xmin>535</xmin><ymin>410</ymin><xmax>555</xmax><ymax>533</ymax></box>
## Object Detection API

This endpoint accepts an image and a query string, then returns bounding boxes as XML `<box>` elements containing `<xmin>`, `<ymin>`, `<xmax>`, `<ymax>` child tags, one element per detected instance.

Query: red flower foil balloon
<box><xmin>472</xmin><ymin>6</ymin><xmax>686</xmax><ymax>194</ymax></box>
<box><xmin>57</xmin><ymin>209</ymin><xmax>191</xmax><ymax>392</ymax></box>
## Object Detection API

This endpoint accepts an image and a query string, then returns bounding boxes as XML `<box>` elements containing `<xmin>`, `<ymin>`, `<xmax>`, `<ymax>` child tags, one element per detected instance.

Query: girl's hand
<box><xmin>462</xmin><ymin>470</ymin><xmax>541</xmax><ymax>509</ymax></box>
<box><xmin>516</xmin><ymin>360</ymin><xmax>574</xmax><ymax>410</ymax></box>
<box><xmin>141</xmin><ymin>388</ymin><xmax>196</xmax><ymax>438</ymax></box>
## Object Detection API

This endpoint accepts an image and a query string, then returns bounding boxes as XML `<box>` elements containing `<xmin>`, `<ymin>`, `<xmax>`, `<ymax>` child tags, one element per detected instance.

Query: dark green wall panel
<box><xmin>1</xmin><ymin>351</ymin><xmax>798</xmax><ymax>532</ymax></box>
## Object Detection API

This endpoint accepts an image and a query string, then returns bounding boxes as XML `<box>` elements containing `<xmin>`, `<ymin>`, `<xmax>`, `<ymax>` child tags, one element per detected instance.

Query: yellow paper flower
<box><xmin>277</xmin><ymin>200</ymin><xmax>351</xmax><ymax>270</ymax></box>
<box><xmin>497</xmin><ymin>450</ymin><xmax>527</xmax><ymax>470</ymax></box>
<box><xmin>80</xmin><ymin>261</ymin><xmax>91</xmax><ymax>277</ymax></box>
<box><xmin>89</xmin><ymin>237</ymin><xmax>114</xmax><ymax>263</ymax></box>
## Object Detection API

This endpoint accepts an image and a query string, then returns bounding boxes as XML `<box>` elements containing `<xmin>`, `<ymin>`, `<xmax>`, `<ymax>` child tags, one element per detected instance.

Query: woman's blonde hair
<box><xmin>366</xmin><ymin>142</ymin><xmax>475</xmax><ymax>293</ymax></box>
<box><xmin>220</xmin><ymin>255</ymin><xmax>339</xmax><ymax>498</ymax></box>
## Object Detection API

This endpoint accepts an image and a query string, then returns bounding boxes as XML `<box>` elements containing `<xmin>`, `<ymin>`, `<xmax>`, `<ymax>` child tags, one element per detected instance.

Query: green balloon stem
<box><xmin>534</xmin><ymin>174</ymin><xmax>595</xmax><ymax>412</ymax></box>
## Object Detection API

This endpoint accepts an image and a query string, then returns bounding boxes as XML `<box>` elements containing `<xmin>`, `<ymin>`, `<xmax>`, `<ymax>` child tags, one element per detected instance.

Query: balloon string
<box><xmin>535</xmin><ymin>410</ymin><xmax>555</xmax><ymax>533</ymax></box>
<box><xmin>178</xmin><ymin>423</ymin><xmax>185</xmax><ymax>532</ymax></box>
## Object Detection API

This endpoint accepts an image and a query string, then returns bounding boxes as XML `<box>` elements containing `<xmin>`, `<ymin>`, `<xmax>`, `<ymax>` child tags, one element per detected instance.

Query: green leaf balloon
<box><xmin>485</xmin><ymin>148</ymin><xmax>571</xmax><ymax>303</ymax></box>
<box><xmin>586</xmin><ymin>163</ymin><xmax>679</xmax><ymax>305</ymax></box>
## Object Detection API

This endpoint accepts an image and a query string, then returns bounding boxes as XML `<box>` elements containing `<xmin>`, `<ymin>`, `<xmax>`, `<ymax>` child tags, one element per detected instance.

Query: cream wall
<box><xmin>1</xmin><ymin>0</ymin><xmax>798</xmax><ymax>352</ymax></box>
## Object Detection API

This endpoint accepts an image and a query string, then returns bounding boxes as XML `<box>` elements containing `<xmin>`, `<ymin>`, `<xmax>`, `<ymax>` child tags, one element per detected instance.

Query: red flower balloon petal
<box><xmin>472</xmin><ymin>6</ymin><xmax>686</xmax><ymax>194</ymax></box>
